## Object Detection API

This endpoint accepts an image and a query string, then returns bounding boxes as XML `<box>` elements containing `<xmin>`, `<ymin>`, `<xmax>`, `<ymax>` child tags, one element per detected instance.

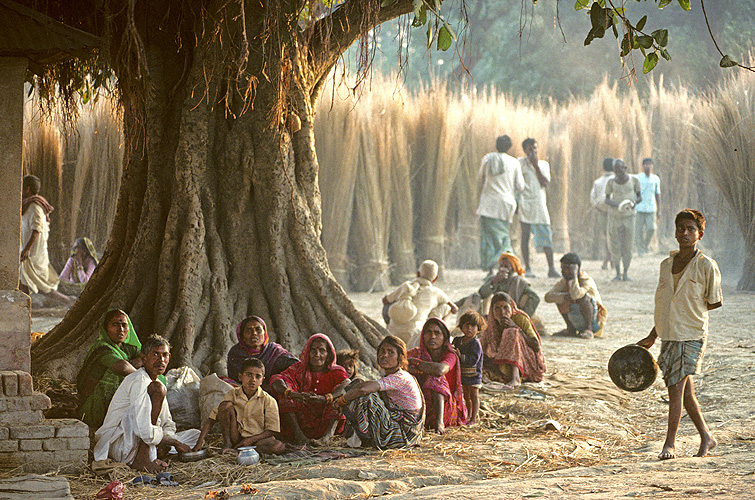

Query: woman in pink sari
<box><xmin>481</xmin><ymin>292</ymin><xmax>546</xmax><ymax>387</ymax></box>
<box><xmin>408</xmin><ymin>318</ymin><xmax>466</xmax><ymax>434</ymax></box>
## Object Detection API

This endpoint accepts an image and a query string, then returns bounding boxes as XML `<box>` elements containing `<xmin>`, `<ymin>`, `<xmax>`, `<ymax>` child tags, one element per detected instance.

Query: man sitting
<box><xmin>544</xmin><ymin>253</ymin><xmax>607</xmax><ymax>339</ymax></box>
<box><xmin>193</xmin><ymin>358</ymin><xmax>285</xmax><ymax>455</ymax></box>
<box><xmin>93</xmin><ymin>335</ymin><xmax>200</xmax><ymax>473</ymax></box>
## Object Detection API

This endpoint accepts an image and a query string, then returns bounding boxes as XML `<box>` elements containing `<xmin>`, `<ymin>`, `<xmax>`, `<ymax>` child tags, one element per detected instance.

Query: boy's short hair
<box><xmin>603</xmin><ymin>157</ymin><xmax>614</xmax><ymax>172</ymax></box>
<box><xmin>560</xmin><ymin>252</ymin><xmax>582</xmax><ymax>270</ymax></box>
<box><xmin>642</xmin><ymin>157</ymin><xmax>654</xmax><ymax>165</ymax></box>
<box><xmin>496</xmin><ymin>135</ymin><xmax>512</xmax><ymax>153</ymax></box>
<box><xmin>239</xmin><ymin>357</ymin><xmax>265</xmax><ymax>376</ymax></box>
<box><xmin>457</xmin><ymin>310</ymin><xmax>486</xmax><ymax>332</ymax></box>
<box><xmin>23</xmin><ymin>175</ymin><xmax>41</xmax><ymax>195</ymax></box>
<box><xmin>675</xmin><ymin>209</ymin><xmax>706</xmax><ymax>231</ymax></box>
<box><xmin>141</xmin><ymin>334</ymin><xmax>170</xmax><ymax>354</ymax></box>
<box><xmin>336</xmin><ymin>349</ymin><xmax>360</xmax><ymax>366</ymax></box>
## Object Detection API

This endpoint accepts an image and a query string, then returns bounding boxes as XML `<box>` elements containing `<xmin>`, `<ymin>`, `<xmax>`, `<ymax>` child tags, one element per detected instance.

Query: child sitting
<box><xmin>452</xmin><ymin>311</ymin><xmax>486</xmax><ymax>425</ymax></box>
<box><xmin>337</xmin><ymin>349</ymin><xmax>361</xmax><ymax>382</ymax></box>
<box><xmin>193</xmin><ymin>358</ymin><xmax>285</xmax><ymax>454</ymax></box>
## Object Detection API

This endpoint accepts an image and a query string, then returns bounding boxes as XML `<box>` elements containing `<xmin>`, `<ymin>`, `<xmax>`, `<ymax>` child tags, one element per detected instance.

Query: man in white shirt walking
<box><xmin>635</xmin><ymin>157</ymin><xmax>661</xmax><ymax>255</ymax></box>
<box><xmin>590</xmin><ymin>157</ymin><xmax>614</xmax><ymax>269</ymax></box>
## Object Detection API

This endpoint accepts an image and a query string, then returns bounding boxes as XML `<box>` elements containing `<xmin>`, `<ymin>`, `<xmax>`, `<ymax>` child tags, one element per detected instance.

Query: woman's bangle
<box><xmin>325</xmin><ymin>393</ymin><xmax>333</xmax><ymax>404</ymax></box>
<box><xmin>336</xmin><ymin>395</ymin><xmax>347</xmax><ymax>407</ymax></box>
<box><xmin>284</xmin><ymin>388</ymin><xmax>292</xmax><ymax>398</ymax></box>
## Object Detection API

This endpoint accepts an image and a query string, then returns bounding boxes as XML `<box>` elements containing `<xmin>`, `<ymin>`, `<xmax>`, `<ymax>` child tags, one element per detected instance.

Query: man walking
<box><xmin>590</xmin><ymin>157</ymin><xmax>614</xmax><ymax>269</ymax></box>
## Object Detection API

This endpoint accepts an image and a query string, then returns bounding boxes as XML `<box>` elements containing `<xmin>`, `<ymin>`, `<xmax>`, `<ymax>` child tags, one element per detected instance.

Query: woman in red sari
<box><xmin>270</xmin><ymin>334</ymin><xmax>350</xmax><ymax>443</ymax></box>
<box><xmin>481</xmin><ymin>292</ymin><xmax>546</xmax><ymax>387</ymax></box>
<box><xmin>408</xmin><ymin>318</ymin><xmax>466</xmax><ymax>434</ymax></box>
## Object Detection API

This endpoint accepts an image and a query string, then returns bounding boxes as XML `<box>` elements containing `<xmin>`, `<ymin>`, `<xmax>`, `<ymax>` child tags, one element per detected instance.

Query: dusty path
<box><xmin>30</xmin><ymin>253</ymin><xmax>755</xmax><ymax>499</ymax></box>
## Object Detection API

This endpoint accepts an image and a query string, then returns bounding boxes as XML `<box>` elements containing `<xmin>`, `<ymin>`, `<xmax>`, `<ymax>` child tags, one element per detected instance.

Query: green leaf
<box><xmin>658</xmin><ymin>0</ymin><xmax>672</xmax><ymax>7</ymax></box>
<box><xmin>652</xmin><ymin>29</ymin><xmax>668</xmax><ymax>47</ymax></box>
<box><xmin>426</xmin><ymin>21</ymin><xmax>433</xmax><ymax>49</ymax></box>
<box><xmin>574</xmin><ymin>0</ymin><xmax>589</xmax><ymax>10</ymax></box>
<box><xmin>437</xmin><ymin>25</ymin><xmax>453</xmax><ymax>51</ymax></box>
<box><xmin>584</xmin><ymin>28</ymin><xmax>595</xmax><ymax>46</ymax></box>
<box><xmin>412</xmin><ymin>6</ymin><xmax>427</xmax><ymax>27</ymax></box>
<box><xmin>677</xmin><ymin>0</ymin><xmax>691</xmax><ymax>10</ymax></box>
<box><xmin>719</xmin><ymin>55</ymin><xmax>738</xmax><ymax>68</ymax></box>
<box><xmin>611</xmin><ymin>22</ymin><xmax>618</xmax><ymax>38</ymax></box>
<box><xmin>660</xmin><ymin>48</ymin><xmax>672</xmax><ymax>61</ymax></box>
<box><xmin>589</xmin><ymin>3</ymin><xmax>603</xmax><ymax>29</ymax></box>
<box><xmin>636</xmin><ymin>15</ymin><xmax>647</xmax><ymax>32</ymax></box>
<box><xmin>636</xmin><ymin>35</ymin><xmax>654</xmax><ymax>49</ymax></box>
<box><xmin>643</xmin><ymin>52</ymin><xmax>659</xmax><ymax>73</ymax></box>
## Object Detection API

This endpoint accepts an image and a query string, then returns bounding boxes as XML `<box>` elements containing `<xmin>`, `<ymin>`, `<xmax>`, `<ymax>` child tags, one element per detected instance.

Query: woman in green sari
<box><xmin>76</xmin><ymin>309</ymin><xmax>144</xmax><ymax>428</ymax></box>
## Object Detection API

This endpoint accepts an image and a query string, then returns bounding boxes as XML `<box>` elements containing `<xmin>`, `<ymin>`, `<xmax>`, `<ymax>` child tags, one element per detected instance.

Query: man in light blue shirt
<box><xmin>635</xmin><ymin>158</ymin><xmax>661</xmax><ymax>255</ymax></box>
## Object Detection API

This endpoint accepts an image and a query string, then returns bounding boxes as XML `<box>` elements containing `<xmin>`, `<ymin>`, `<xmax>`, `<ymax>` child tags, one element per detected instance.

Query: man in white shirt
<box><xmin>94</xmin><ymin>335</ymin><xmax>200</xmax><ymax>473</ymax></box>
<box><xmin>638</xmin><ymin>209</ymin><xmax>722</xmax><ymax>461</ymax></box>
<box><xmin>589</xmin><ymin>158</ymin><xmax>614</xmax><ymax>269</ymax></box>
<box><xmin>518</xmin><ymin>138</ymin><xmax>558</xmax><ymax>278</ymax></box>
<box><xmin>476</xmin><ymin>135</ymin><xmax>525</xmax><ymax>274</ymax></box>
<box><xmin>635</xmin><ymin>157</ymin><xmax>661</xmax><ymax>255</ymax></box>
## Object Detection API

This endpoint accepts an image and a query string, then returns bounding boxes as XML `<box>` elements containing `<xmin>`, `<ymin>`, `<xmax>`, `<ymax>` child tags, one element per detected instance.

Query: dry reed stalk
<box><xmin>410</xmin><ymin>84</ymin><xmax>464</xmax><ymax>271</ymax></box>
<box><xmin>66</xmin><ymin>96</ymin><xmax>124</xmax><ymax>257</ymax></box>
<box><xmin>315</xmin><ymin>85</ymin><xmax>361</xmax><ymax>290</ymax></box>
<box><xmin>348</xmin><ymin>92</ymin><xmax>393</xmax><ymax>292</ymax></box>
<box><xmin>693</xmin><ymin>70</ymin><xmax>755</xmax><ymax>290</ymax></box>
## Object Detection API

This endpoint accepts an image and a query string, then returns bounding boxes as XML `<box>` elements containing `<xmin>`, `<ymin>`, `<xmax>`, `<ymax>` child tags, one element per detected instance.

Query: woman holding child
<box><xmin>407</xmin><ymin>318</ymin><xmax>467</xmax><ymax>433</ymax></box>
<box><xmin>226</xmin><ymin>316</ymin><xmax>298</xmax><ymax>390</ymax></box>
<box><xmin>270</xmin><ymin>334</ymin><xmax>350</xmax><ymax>443</ymax></box>
<box><xmin>335</xmin><ymin>335</ymin><xmax>424</xmax><ymax>449</ymax></box>
<box><xmin>481</xmin><ymin>292</ymin><xmax>546</xmax><ymax>387</ymax></box>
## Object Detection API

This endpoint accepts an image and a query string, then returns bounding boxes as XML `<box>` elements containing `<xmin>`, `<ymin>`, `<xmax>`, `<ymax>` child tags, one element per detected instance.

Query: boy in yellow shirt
<box><xmin>194</xmin><ymin>358</ymin><xmax>285</xmax><ymax>454</ymax></box>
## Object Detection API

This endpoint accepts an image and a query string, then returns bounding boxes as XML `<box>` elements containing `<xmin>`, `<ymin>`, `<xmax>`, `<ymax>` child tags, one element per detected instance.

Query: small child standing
<box><xmin>193</xmin><ymin>358</ymin><xmax>286</xmax><ymax>454</ymax></box>
<box><xmin>637</xmin><ymin>209</ymin><xmax>722</xmax><ymax>460</ymax></box>
<box><xmin>452</xmin><ymin>311</ymin><xmax>486</xmax><ymax>425</ymax></box>
<box><xmin>336</xmin><ymin>349</ymin><xmax>360</xmax><ymax>382</ymax></box>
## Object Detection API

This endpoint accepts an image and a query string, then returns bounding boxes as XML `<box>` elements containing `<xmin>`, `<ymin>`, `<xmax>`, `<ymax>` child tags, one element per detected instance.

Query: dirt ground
<box><xmin>25</xmin><ymin>253</ymin><xmax>755</xmax><ymax>499</ymax></box>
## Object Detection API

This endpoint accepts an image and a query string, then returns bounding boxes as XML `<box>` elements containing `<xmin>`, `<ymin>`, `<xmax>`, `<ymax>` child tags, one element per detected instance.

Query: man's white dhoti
<box><xmin>94</xmin><ymin>368</ymin><xmax>199</xmax><ymax>464</ymax></box>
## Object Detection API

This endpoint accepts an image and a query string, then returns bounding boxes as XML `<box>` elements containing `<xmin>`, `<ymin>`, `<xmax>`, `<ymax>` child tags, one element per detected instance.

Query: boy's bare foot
<box><xmin>695</xmin><ymin>435</ymin><xmax>717</xmax><ymax>457</ymax></box>
<box><xmin>578</xmin><ymin>330</ymin><xmax>594</xmax><ymax>339</ymax></box>
<box><xmin>658</xmin><ymin>446</ymin><xmax>676</xmax><ymax>460</ymax></box>
<box><xmin>131</xmin><ymin>456</ymin><xmax>168</xmax><ymax>473</ymax></box>
<box><xmin>435</xmin><ymin>423</ymin><xmax>446</xmax><ymax>435</ymax></box>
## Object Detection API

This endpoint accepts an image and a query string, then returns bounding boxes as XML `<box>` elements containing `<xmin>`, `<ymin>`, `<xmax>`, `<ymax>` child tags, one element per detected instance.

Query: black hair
<box><xmin>239</xmin><ymin>357</ymin><xmax>265</xmax><ymax>377</ymax></box>
<box><xmin>522</xmin><ymin>138</ymin><xmax>537</xmax><ymax>151</ymax></box>
<box><xmin>560</xmin><ymin>252</ymin><xmax>582</xmax><ymax>269</ymax></box>
<box><xmin>642</xmin><ymin>157</ymin><xmax>653</xmax><ymax>165</ymax></box>
<box><xmin>23</xmin><ymin>175</ymin><xmax>41</xmax><ymax>195</ymax></box>
<box><xmin>496</xmin><ymin>135</ymin><xmax>512</xmax><ymax>153</ymax></box>
<box><xmin>378</xmin><ymin>335</ymin><xmax>408</xmax><ymax>370</ymax></box>
<box><xmin>603</xmin><ymin>157</ymin><xmax>614</xmax><ymax>171</ymax></box>
<box><xmin>457</xmin><ymin>310</ymin><xmax>487</xmax><ymax>331</ymax></box>
<box><xmin>141</xmin><ymin>334</ymin><xmax>171</xmax><ymax>354</ymax></box>
<box><xmin>675</xmin><ymin>209</ymin><xmax>706</xmax><ymax>232</ymax></box>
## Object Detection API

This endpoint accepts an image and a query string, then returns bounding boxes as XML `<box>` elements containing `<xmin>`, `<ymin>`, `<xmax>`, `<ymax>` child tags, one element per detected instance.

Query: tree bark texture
<box><xmin>31</xmin><ymin>0</ymin><xmax>415</xmax><ymax>379</ymax></box>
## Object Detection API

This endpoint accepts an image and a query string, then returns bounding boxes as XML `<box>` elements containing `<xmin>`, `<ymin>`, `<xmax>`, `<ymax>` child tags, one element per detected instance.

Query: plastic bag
<box><xmin>199</xmin><ymin>373</ymin><xmax>234</xmax><ymax>424</ymax></box>
<box><xmin>165</xmin><ymin>366</ymin><xmax>201</xmax><ymax>429</ymax></box>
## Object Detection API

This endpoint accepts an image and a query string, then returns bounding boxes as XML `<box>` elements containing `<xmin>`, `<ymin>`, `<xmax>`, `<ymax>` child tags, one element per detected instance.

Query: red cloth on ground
<box><xmin>408</xmin><ymin>318</ymin><xmax>467</xmax><ymax>428</ymax></box>
<box><xmin>270</xmin><ymin>334</ymin><xmax>349</xmax><ymax>439</ymax></box>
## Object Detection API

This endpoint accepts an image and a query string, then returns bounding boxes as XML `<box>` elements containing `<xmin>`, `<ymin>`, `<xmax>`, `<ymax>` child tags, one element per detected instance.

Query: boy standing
<box><xmin>452</xmin><ymin>311</ymin><xmax>486</xmax><ymax>425</ymax></box>
<box><xmin>194</xmin><ymin>358</ymin><xmax>285</xmax><ymax>454</ymax></box>
<box><xmin>637</xmin><ymin>209</ymin><xmax>722</xmax><ymax>460</ymax></box>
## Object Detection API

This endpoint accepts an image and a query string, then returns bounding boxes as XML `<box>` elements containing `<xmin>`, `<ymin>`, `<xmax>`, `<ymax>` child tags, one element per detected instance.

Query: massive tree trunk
<box><xmin>32</xmin><ymin>0</ymin><xmax>413</xmax><ymax>380</ymax></box>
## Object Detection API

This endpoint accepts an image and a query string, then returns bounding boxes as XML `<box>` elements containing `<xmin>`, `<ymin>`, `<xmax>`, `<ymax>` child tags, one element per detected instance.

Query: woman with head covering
<box><xmin>226</xmin><ymin>316</ymin><xmax>298</xmax><ymax>391</ymax></box>
<box><xmin>76</xmin><ymin>309</ymin><xmax>150</xmax><ymax>428</ymax></box>
<box><xmin>270</xmin><ymin>334</ymin><xmax>350</xmax><ymax>443</ymax></box>
<box><xmin>407</xmin><ymin>318</ymin><xmax>466</xmax><ymax>434</ymax></box>
<box><xmin>478</xmin><ymin>252</ymin><xmax>540</xmax><ymax>317</ymax></box>
<box><xmin>334</xmin><ymin>335</ymin><xmax>424</xmax><ymax>449</ymax></box>
<box><xmin>481</xmin><ymin>292</ymin><xmax>546</xmax><ymax>387</ymax></box>
<box><xmin>60</xmin><ymin>237</ymin><xmax>99</xmax><ymax>284</ymax></box>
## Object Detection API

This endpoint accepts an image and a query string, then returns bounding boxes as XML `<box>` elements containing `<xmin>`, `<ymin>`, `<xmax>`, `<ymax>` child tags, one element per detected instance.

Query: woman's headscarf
<box><xmin>94</xmin><ymin>308</ymin><xmax>141</xmax><ymax>356</ymax></box>
<box><xmin>273</xmin><ymin>333</ymin><xmax>346</xmax><ymax>393</ymax></box>
<box><xmin>414</xmin><ymin>317</ymin><xmax>453</xmax><ymax>362</ymax></box>
<box><xmin>73</xmin><ymin>237</ymin><xmax>99</xmax><ymax>265</ymax></box>
<box><xmin>498</xmin><ymin>252</ymin><xmax>525</xmax><ymax>276</ymax></box>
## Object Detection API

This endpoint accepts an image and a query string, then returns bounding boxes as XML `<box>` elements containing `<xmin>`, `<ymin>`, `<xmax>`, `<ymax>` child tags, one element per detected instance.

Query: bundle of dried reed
<box><xmin>693</xmin><ymin>70</ymin><xmax>755</xmax><ymax>290</ymax></box>
<box><xmin>315</xmin><ymin>86</ymin><xmax>361</xmax><ymax>290</ymax></box>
